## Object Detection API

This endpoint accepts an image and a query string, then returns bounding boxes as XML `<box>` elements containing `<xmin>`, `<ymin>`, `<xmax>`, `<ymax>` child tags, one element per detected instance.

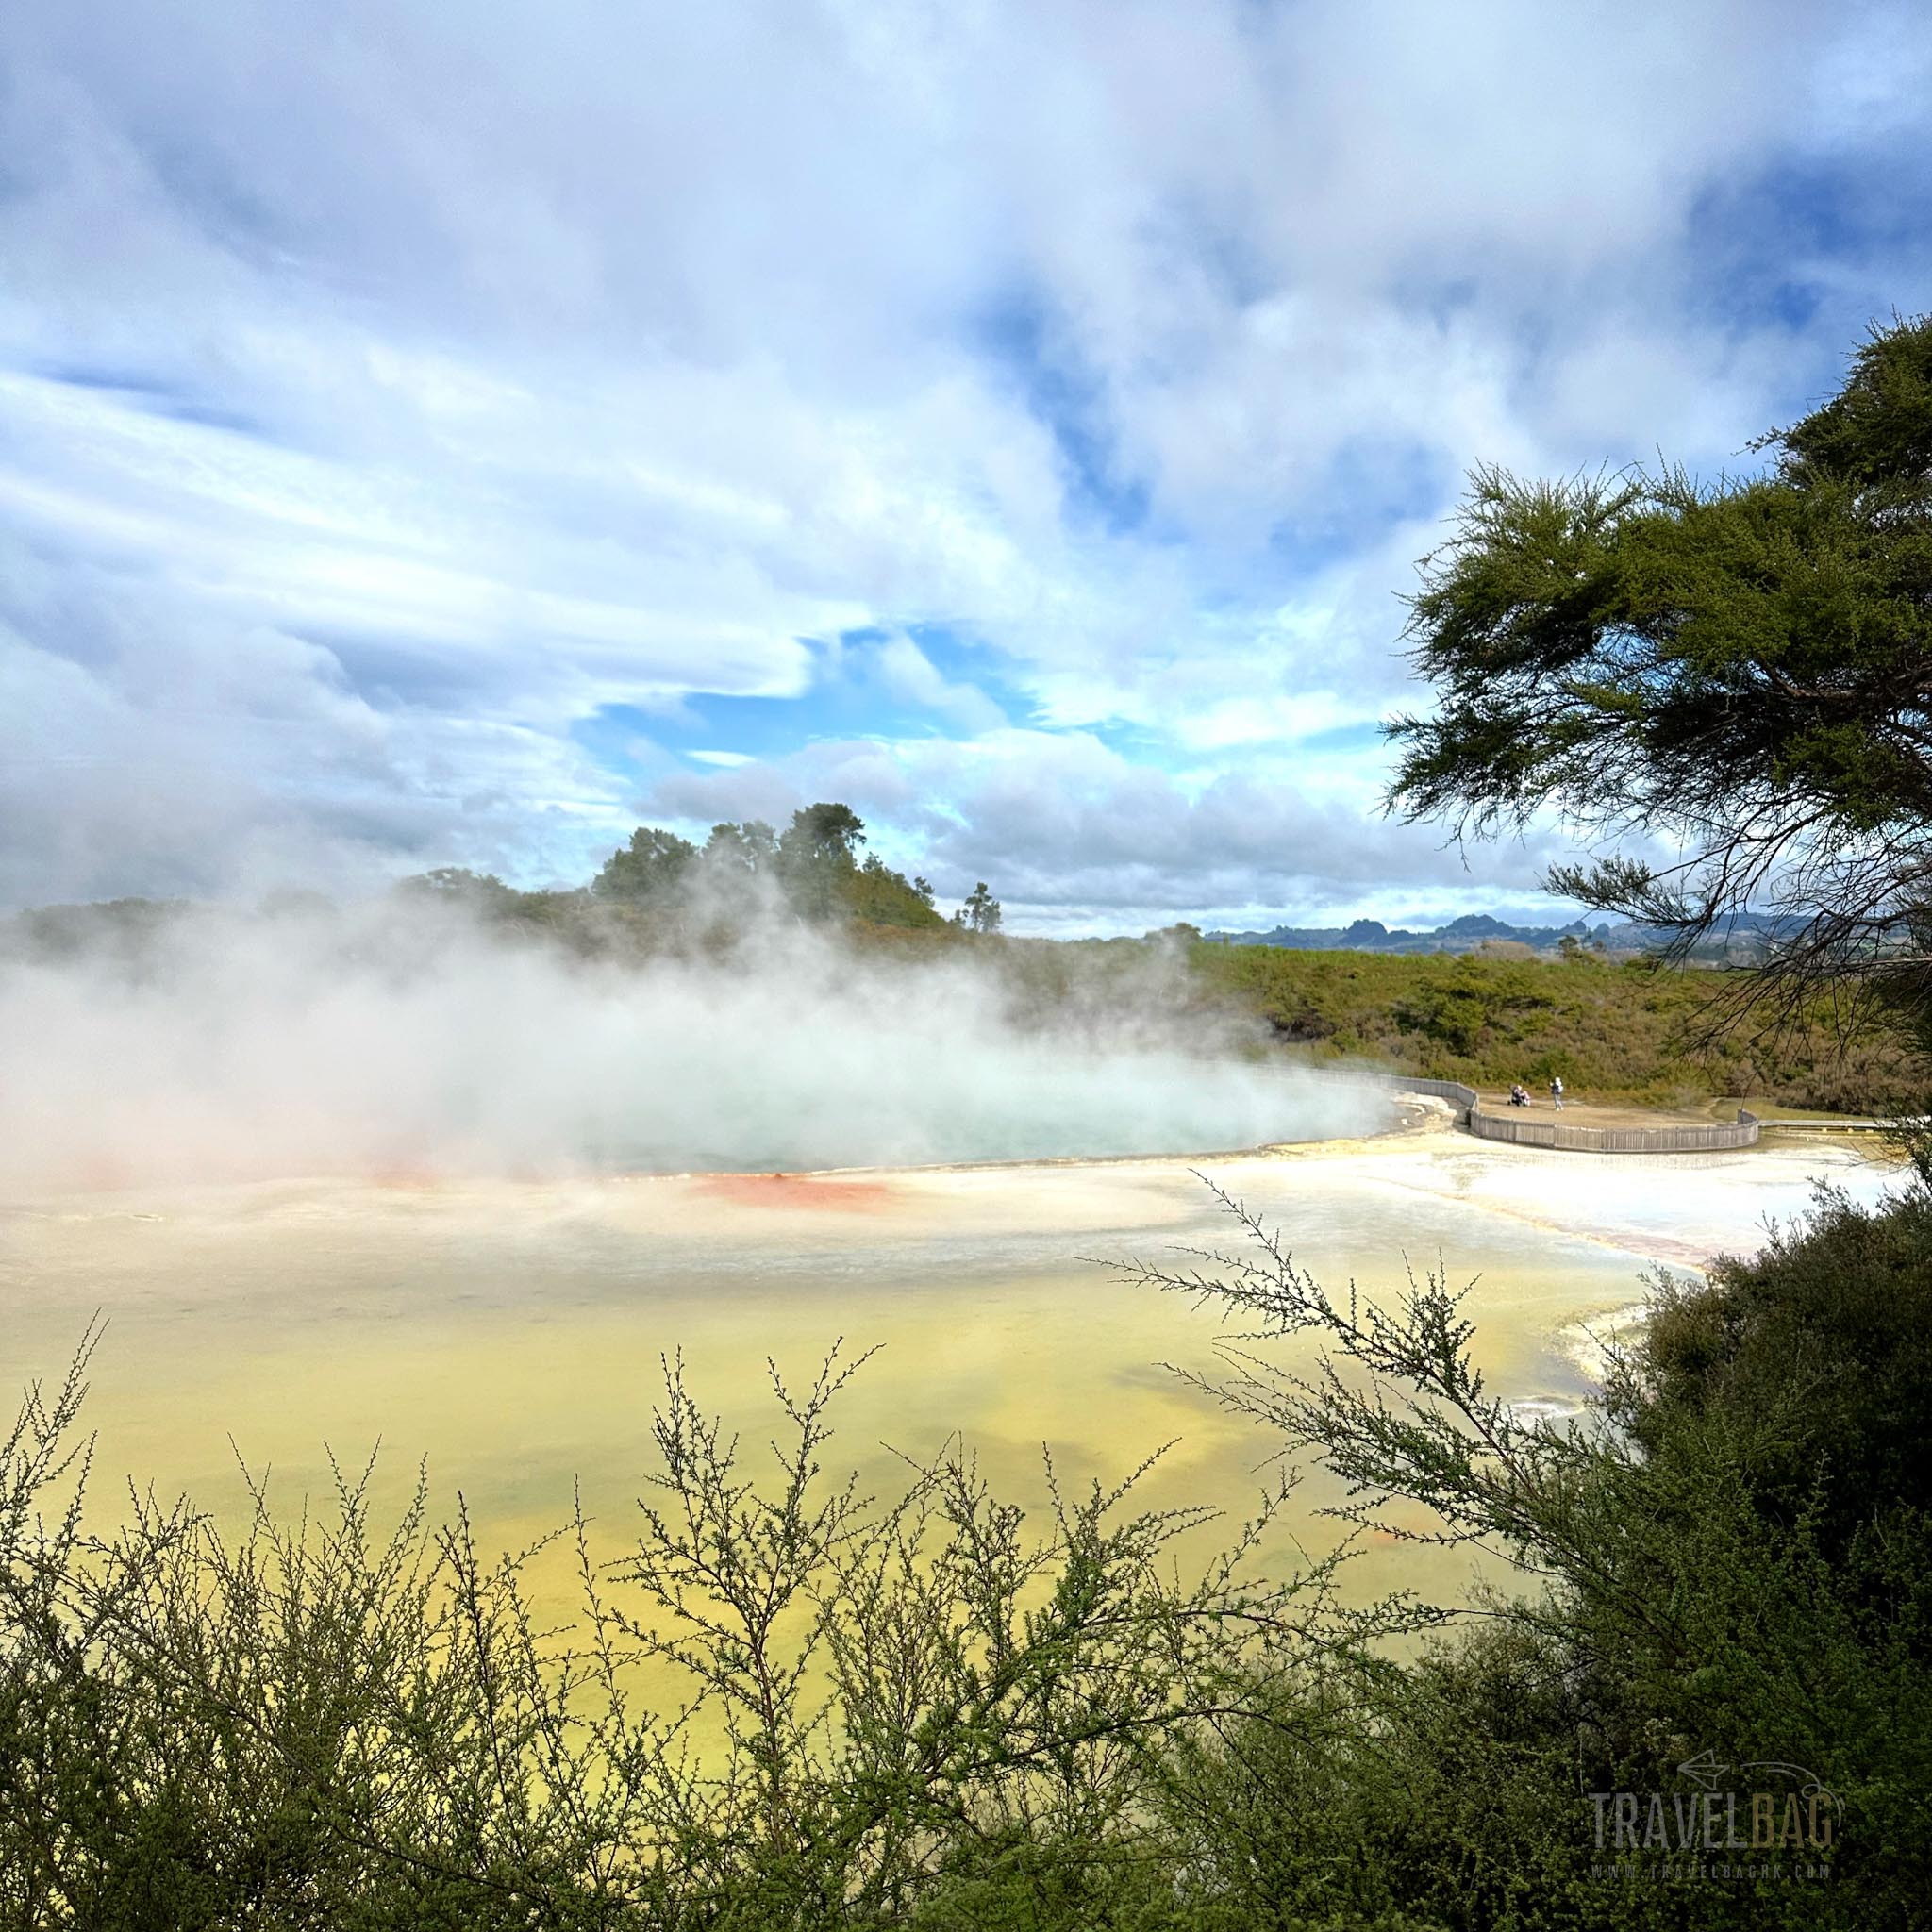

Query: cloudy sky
<box><xmin>4</xmin><ymin>1</ymin><xmax>1930</xmax><ymax>933</ymax></box>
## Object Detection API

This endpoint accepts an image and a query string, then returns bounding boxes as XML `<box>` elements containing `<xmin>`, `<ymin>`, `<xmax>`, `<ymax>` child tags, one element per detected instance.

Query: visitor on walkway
<box><xmin>1508</xmin><ymin>1083</ymin><xmax>1530</xmax><ymax>1108</ymax></box>
<box><xmin>1550</xmin><ymin>1075</ymin><xmax>1564</xmax><ymax>1109</ymax></box>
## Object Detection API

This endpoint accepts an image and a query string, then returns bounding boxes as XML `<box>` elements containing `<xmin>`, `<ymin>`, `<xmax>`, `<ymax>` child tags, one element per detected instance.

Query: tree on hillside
<box><xmin>958</xmin><ymin>882</ymin><xmax>1002</xmax><ymax>934</ymax></box>
<box><xmin>1387</xmin><ymin>313</ymin><xmax>1932</xmax><ymax>1047</ymax></box>
<box><xmin>574</xmin><ymin>804</ymin><xmax>948</xmax><ymax>930</ymax></box>
<box><xmin>781</xmin><ymin>802</ymin><xmax>867</xmax><ymax>864</ymax></box>
<box><xmin>592</xmin><ymin>826</ymin><xmax>698</xmax><ymax>903</ymax></box>
<box><xmin>703</xmin><ymin>820</ymin><xmax>779</xmax><ymax>874</ymax></box>
<box><xmin>777</xmin><ymin>802</ymin><xmax>867</xmax><ymax>917</ymax></box>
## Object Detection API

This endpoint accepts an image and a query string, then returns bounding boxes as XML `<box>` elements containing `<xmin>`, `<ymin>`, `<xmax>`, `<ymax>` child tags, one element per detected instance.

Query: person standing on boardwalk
<box><xmin>1550</xmin><ymin>1074</ymin><xmax>1564</xmax><ymax>1109</ymax></box>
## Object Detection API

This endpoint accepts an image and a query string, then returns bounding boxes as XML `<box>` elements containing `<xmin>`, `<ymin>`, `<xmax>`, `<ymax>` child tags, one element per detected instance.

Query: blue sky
<box><xmin>3</xmin><ymin>1</ymin><xmax>1930</xmax><ymax>933</ymax></box>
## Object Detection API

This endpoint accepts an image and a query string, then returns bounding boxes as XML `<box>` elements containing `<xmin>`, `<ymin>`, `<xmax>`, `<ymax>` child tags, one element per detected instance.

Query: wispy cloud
<box><xmin>3</xmin><ymin>0</ymin><xmax>1929</xmax><ymax>922</ymax></box>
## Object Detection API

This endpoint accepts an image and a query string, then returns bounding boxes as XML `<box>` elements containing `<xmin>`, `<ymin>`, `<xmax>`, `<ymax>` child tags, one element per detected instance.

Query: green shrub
<box><xmin>0</xmin><ymin>1339</ymin><xmax>1381</xmax><ymax>1929</ymax></box>
<box><xmin>8</xmin><ymin>1182</ymin><xmax>1931</xmax><ymax>1925</ymax></box>
<box><xmin>1128</xmin><ymin>1178</ymin><xmax>1932</xmax><ymax>1928</ymax></box>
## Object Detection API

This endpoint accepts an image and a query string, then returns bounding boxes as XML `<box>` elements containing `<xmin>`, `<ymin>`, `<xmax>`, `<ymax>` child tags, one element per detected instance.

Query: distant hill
<box><xmin>1204</xmin><ymin>911</ymin><xmax>1786</xmax><ymax>959</ymax></box>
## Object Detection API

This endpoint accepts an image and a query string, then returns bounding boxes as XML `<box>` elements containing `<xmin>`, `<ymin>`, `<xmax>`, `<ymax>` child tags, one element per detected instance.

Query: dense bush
<box><xmin>1125</xmin><ymin>1178</ymin><xmax>1932</xmax><ymax>1929</ymax></box>
<box><xmin>7</xmin><ymin>1183</ymin><xmax>1930</xmax><ymax>1927</ymax></box>
<box><xmin>0</xmin><ymin>1337</ymin><xmax>1378</xmax><ymax>1929</ymax></box>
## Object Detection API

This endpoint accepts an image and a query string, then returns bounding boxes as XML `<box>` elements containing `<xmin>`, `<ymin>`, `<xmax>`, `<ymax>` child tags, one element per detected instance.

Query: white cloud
<box><xmin>874</xmin><ymin>634</ymin><xmax>1009</xmax><ymax>733</ymax></box>
<box><xmin>2</xmin><ymin>0</ymin><xmax>1928</xmax><ymax>918</ymax></box>
<box><xmin>638</xmin><ymin>724</ymin><xmax>1587</xmax><ymax>933</ymax></box>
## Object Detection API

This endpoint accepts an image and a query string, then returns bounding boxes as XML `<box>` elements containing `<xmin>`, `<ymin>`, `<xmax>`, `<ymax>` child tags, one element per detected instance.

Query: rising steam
<box><xmin>0</xmin><ymin>897</ymin><xmax>1384</xmax><ymax>1191</ymax></box>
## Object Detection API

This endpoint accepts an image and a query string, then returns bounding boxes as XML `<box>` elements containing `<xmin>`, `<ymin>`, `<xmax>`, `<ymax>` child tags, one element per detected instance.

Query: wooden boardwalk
<box><xmin>1378</xmin><ymin>1076</ymin><xmax>1763</xmax><ymax>1154</ymax></box>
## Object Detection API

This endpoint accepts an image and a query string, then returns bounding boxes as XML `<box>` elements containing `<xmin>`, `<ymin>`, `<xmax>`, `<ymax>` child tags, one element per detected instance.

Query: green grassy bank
<box><xmin>1188</xmin><ymin>941</ymin><xmax>1920</xmax><ymax>1112</ymax></box>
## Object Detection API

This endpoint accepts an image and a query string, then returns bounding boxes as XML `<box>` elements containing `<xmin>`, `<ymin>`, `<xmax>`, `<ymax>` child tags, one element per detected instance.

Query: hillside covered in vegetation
<box><xmin>3</xmin><ymin>803</ymin><xmax>1007</xmax><ymax>969</ymax></box>
<box><xmin>401</xmin><ymin>802</ymin><xmax>989</xmax><ymax>946</ymax></box>
<box><xmin>1189</xmin><ymin>939</ymin><xmax>1921</xmax><ymax>1114</ymax></box>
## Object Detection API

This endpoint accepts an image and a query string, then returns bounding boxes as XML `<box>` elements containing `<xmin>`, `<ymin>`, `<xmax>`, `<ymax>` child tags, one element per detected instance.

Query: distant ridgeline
<box><xmin>1206</xmin><ymin>910</ymin><xmax>1796</xmax><ymax>962</ymax></box>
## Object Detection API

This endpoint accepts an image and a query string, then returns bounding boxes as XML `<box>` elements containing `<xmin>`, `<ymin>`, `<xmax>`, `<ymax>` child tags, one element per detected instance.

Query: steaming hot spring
<box><xmin>0</xmin><ymin>905</ymin><xmax>1901</xmax><ymax>1611</ymax></box>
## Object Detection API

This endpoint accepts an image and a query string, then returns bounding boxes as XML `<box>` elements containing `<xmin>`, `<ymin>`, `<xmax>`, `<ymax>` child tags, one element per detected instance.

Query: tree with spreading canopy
<box><xmin>575</xmin><ymin>806</ymin><xmax>944</xmax><ymax>931</ymax></box>
<box><xmin>591</xmin><ymin>824</ymin><xmax>699</xmax><ymax>903</ymax></box>
<box><xmin>777</xmin><ymin>802</ymin><xmax>868</xmax><ymax>917</ymax></box>
<box><xmin>1387</xmin><ymin>313</ymin><xmax>1932</xmax><ymax>1052</ymax></box>
<box><xmin>703</xmin><ymin>818</ymin><xmax>779</xmax><ymax>874</ymax></box>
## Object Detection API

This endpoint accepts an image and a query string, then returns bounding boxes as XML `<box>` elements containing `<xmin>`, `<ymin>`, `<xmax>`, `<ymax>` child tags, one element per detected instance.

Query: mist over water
<box><xmin>0</xmin><ymin>899</ymin><xmax>1383</xmax><ymax>1190</ymax></box>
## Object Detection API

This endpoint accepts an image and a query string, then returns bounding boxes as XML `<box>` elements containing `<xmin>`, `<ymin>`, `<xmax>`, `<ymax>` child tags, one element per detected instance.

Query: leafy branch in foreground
<box><xmin>1115</xmin><ymin>1180</ymin><xmax>1642</xmax><ymax>1615</ymax></box>
<box><xmin>0</xmin><ymin>1327</ymin><xmax>1399</xmax><ymax>1929</ymax></box>
<box><xmin>8</xmin><ymin>1173</ymin><xmax>1932</xmax><ymax>1928</ymax></box>
<box><xmin>598</xmin><ymin>1341</ymin><xmax>1408</xmax><ymax>1924</ymax></box>
<box><xmin>1116</xmin><ymin>1177</ymin><xmax>1932</xmax><ymax>1929</ymax></box>
<box><xmin>1387</xmin><ymin>313</ymin><xmax>1932</xmax><ymax>1073</ymax></box>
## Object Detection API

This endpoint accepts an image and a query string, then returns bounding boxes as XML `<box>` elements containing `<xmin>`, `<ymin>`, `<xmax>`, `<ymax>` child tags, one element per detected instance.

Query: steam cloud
<box><xmin>0</xmin><ymin>899</ymin><xmax>1385</xmax><ymax>1191</ymax></box>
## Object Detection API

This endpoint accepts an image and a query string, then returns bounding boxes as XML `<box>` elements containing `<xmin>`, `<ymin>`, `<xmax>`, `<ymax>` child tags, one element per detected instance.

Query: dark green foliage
<box><xmin>1387</xmin><ymin>954</ymin><xmax>1552</xmax><ymax>1057</ymax></box>
<box><xmin>703</xmin><ymin>819</ymin><xmax>779</xmax><ymax>875</ymax></box>
<box><xmin>593</xmin><ymin>827</ymin><xmax>700</xmax><ymax>904</ymax></box>
<box><xmin>958</xmin><ymin>883</ymin><xmax>1002</xmax><ymax>935</ymax></box>
<box><xmin>1629</xmin><ymin>1183</ymin><xmax>1932</xmax><ymax>1554</ymax></box>
<box><xmin>1126</xmin><ymin>1178</ymin><xmax>1932</xmax><ymax>1928</ymax></box>
<box><xmin>782</xmin><ymin>802</ymin><xmax>868</xmax><ymax>865</ymax></box>
<box><xmin>379</xmin><ymin>803</ymin><xmax>954</xmax><ymax>951</ymax></box>
<box><xmin>1776</xmin><ymin>315</ymin><xmax>1932</xmax><ymax>487</ymax></box>
<box><xmin>11</xmin><ymin>1183</ymin><xmax>1932</xmax><ymax>1925</ymax></box>
<box><xmin>1387</xmin><ymin>314</ymin><xmax>1932</xmax><ymax>1064</ymax></box>
<box><xmin>0</xmin><ymin>1332</ymin><xmax>1376</xmax><ymax>1929</ymax></box>
<box><xmin>575</xmin><ymin>803</ymin><xmax>950</xmax><ymax>933</ymax></box>
<box><xmin>775</xmin><ymin>802</ymin><xmax>869</xmax><ymax>919</ymax></box>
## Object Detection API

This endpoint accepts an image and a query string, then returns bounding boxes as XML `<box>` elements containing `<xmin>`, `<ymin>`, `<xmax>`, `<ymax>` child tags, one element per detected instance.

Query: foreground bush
<box><xmin>0</xmin><ymin>1337</ymin><xmax>1380</xmax><ymax>1930</ymax></box>
<box><xmin>1128</xmin><ymin>1178</ymin><xmax>1932</xmax><ymax>1929</ymax></box>
<box><xmin>6</xmin><ymin>1182</ymin><xmax>1930</xmax><ymax>1928</ymax></box>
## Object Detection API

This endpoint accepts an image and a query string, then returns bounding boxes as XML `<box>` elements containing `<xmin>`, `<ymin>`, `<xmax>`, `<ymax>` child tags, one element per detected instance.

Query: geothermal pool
<box><xmin>0</xmin><ymin>1116</ymin><xmax>1899</xmax><ymax>1614</ymax></box>
<box><xmin>0</xmin><ymin>921</ymin><xmax>1388</xmax><ymax>1189</ymax></box>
